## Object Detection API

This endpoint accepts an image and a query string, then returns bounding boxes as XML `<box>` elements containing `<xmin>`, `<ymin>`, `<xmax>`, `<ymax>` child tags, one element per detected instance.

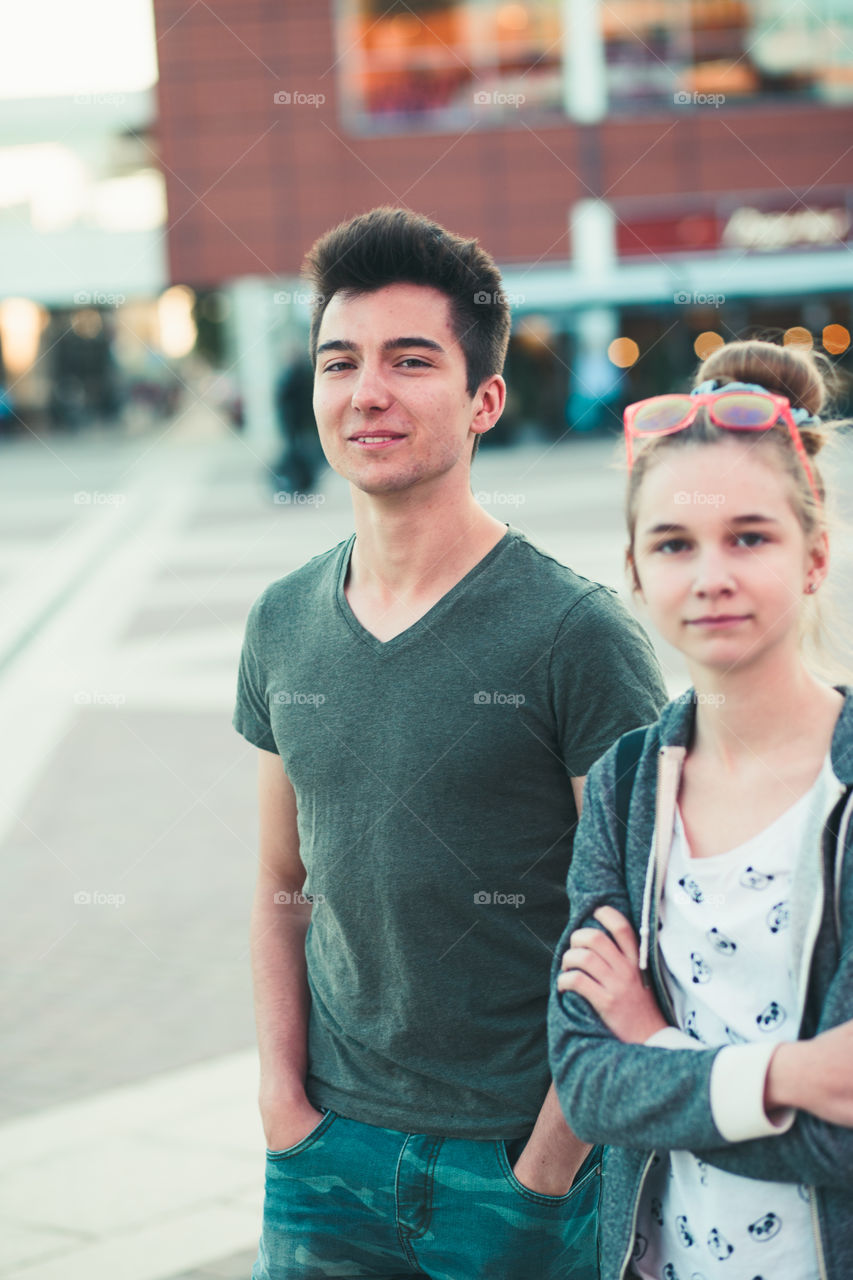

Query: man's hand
<box><xmin>260</xmin><ymin>1088</ymin><xmax>324</xmax><ymax>1151</ymax></box>
<box><xmin>556</xmin><ymin>905</ymin><xmax>668</xmax><ymax>1044</ymax></box>
<box><xmin>509</xmin><ymin>1084</ymin><xmax>592</xmax><ymax>1196</ymax></box>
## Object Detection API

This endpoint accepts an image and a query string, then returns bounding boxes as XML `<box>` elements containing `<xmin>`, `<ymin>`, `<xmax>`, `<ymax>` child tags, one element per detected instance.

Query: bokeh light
<box><xmin>693</xmin><ymin>331</ymin><xmax>724</xmax><ymax>360</ymax></box>
<box><xmin>783</xmin><ymin>326</ymin><xmax>813</xmax><ymax>349</ymax></box>
<box><xmin>608</xmin><ymin>337</ymin><xmax>639</xmax><ymax>368</ymax></box>
<box><xmin>157</xmin><ymin>286</ymin><xmax>198</xmax><ymax>359</ymax></box>
<box><xmin>822</xmin><ymin>324</ymin><xmax>850</xmax><ymax>355</ymax></box>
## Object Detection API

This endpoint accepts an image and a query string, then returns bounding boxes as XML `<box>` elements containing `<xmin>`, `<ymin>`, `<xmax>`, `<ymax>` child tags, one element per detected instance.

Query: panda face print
<box><xmin>650</xmin><ymin>1196</ymin><xmax>664</xmax><ymax>1226</ymax></box>
<box><xmin>690</xmin><ymin>952</ymin><xmax>712</xmax><ymax>984</ymax></box>
<box><xmin>706</xmin><ymin>1227</ymin><xmax>734</xmax><ymax>1260</ymax></box>
<box><xmin>707</xmin><ymin>927</ymin><xmax>737</xmax><ymax>955</ymax></box>
<box><xmin>766</xmin><ymin>901</ymin><xmax>790</xmax><ymax>934</ymax></box>
<box><xmin>694</xmin><ymin>1157</ymin><xmax>709</xmax><ymax>1186</ymax></box>
<box><xmin>662</xmin><ymin>1265</ymin><xmax>680</xmax><ymax>1280</ymax></box>
<box><xmin>685</xmin><ymin>1009</ymin><xmax>701</xmax><ymax>1040</ymax></box>
<box><xmin>756</xmin><ymin>1001</ymin><xmax>786</xmax><ymax>1032</ymax></box>
<box><xmin>678</xmin><ymin>874</ymin><xmax>704</xmax><ymax>904</ymax></box>
<box><xmin>748</xmin><ymin>1212</ymin><xmax>782</xmax><ymax>1243</ymax></box>
<box><xmin>675</xmin><ymin>1214</ymin><xmax>694</xmax><ymax>1248</ymax></box>
<box><xmin>740</xmin><ymin>865</ymin><xmax>774</xmax><ymax>890</ymax></box>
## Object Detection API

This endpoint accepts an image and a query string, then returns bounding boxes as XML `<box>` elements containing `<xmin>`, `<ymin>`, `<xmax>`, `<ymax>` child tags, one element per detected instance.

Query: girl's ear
<box><xmin>806</xmin><ymin>528</ymin><xmax>830</xmax><ymax>592</ymax></box>
<box><xmin>626</xmin><ymin>547</ymin><xmax>644</xmax><ymax>599</ymax></box>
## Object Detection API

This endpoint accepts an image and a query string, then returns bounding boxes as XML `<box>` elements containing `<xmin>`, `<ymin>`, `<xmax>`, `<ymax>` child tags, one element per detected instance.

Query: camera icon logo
<box><xmin>473</xmin><ymin>691</ymin><xmax>491</xmax><ymax>704</ymax></box>
<box><xmin>74</xmin><ymin>891</ymin><xmax>92</xmax><ymax>904</ymax></box>
<box><xmin>673</xmin><ymin>290</ymin><xmax>691</xmax><ymax>305</ymax></box>
<box><xmin>274</xmin><ymin>91</ymin><xmax>291</xmax><ymax>104</ymax></box>
<box><xmin>275</xmin><ymin>691</ymin><xmax>292</xmax><ymax>704</ymax></box>
<box><xmin>473</xmin><ymin>91</ymin><xmax>491</xmax><ymax>105</ymax></box>
<box><xmin>473</xmin><ymin>891</ymin><xmax>491</xmax><ymax>904</ymax></box>
<box><xmin>473</xmin><ymin>291</ymin><xmax>491</xmax><ymax>304</ymax></box>
<box><xmin>673</xmin><ymin>90</ymin><xmax>691</xmax><ymax>105</ymax></box>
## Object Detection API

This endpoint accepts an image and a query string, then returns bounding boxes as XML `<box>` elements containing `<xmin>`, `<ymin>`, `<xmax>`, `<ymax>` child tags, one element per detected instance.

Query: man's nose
<box><xmin>351</xmin><ymin>363</ymin><xmax>393</xmax><ymax>413</ymax></box>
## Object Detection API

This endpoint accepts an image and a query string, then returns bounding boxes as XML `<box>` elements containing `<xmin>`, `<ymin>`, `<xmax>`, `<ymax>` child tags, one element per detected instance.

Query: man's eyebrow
<box><xmin>315</xmin><ymin>337</ymin><xmax>446</xmax><ymax>356</ymax></box>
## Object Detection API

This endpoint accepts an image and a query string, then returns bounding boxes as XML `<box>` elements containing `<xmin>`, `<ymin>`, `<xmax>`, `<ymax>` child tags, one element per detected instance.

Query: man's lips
<box><xmin>348</xmin><ymin>431</ymin><xmax>406</xmax><ymax>448</ymax></box>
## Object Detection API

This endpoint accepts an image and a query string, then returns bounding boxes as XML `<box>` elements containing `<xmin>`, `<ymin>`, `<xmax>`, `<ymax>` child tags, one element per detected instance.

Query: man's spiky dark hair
<box><xmin>304</xmin><ymin>206</ymin><xmax>510</xmax><ymax>397</ymax></box>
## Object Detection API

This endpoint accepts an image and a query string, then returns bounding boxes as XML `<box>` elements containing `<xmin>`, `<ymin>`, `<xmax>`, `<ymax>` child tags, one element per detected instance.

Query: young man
<box><xmin>233</xmin><ymin>207</ymin><xmax>668</xmax><ymax>1280</ymax></box>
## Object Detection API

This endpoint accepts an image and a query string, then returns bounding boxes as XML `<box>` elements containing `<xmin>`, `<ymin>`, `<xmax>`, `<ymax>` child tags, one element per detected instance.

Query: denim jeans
<box><xmin>252</xmin><ymin>1109</ymin><xmax>601</xmax><ymax>1279</ymax></box>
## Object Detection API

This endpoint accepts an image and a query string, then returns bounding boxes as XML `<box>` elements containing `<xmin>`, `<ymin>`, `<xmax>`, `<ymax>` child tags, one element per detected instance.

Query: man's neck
<box><xmin>347</xmin><ymin>478</ymin><xmax>508</xmax><ymax>607</ymax></box>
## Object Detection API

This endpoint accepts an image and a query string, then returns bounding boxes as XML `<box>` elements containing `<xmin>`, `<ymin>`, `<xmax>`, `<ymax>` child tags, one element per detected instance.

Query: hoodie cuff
<box><xmin>644</xmin><ymin>1027</ymin><xmax>705</xmax><ymax>1051</ymax></box>
<box><xmin>710</xmin><ymin>1043</ymin><xmax>796</xmax><ymax>1142</ymax></box>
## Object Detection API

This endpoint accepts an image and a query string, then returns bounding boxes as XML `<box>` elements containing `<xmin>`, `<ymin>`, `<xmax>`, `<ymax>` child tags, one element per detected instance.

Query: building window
<box><xmin>337</xmin><ymin>0</ymin><xmax>565</xmax><ymax>132</ymax></box>
<box><xmin>604</xmin><ymin>0</ymin><xmax>853</xmax><ymax>111</ymax></box>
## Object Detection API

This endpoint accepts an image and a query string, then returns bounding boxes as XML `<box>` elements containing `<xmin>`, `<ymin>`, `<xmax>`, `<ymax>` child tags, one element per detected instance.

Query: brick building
<box><xmin>151</xmin><ymin>0</ymin><xmax>853</xmax><ymax>445</ymax></box>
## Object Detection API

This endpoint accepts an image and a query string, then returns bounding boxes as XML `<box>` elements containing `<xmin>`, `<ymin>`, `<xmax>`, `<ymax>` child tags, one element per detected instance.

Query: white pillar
<box><xmin>228</xmin><ymin>277</ymin><xmax>280</xmax><ymax>454</ymax></box>
<box><xmin>570</xmin><ymin>197</ymin><xmax>617</xmax><ymax>277</ymax></box>
<box><xmin>563</xmin><ymin>0</ymin><xmax>608</xmax><ymax>123</ymax></box>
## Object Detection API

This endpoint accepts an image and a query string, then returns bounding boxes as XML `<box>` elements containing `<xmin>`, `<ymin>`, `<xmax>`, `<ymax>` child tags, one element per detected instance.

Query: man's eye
<box><xmin>654</xmin><ymin>538</ymin><xmax>690</xmax><ymax>554</ymax></box>
<box><xmin>397</xmin><ymin>358</ymin><xmax>430</xmax><ymax>368</ymax></box>
<box><xmin>324</xmin><ymin>361</ymin><xmax>354</xmax><ymax>373</ymax></box>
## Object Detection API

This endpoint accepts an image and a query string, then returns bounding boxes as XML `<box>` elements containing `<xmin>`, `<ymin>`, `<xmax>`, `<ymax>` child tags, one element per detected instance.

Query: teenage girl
<box><xmin>548</xmin><ymin>339</ymin><xmax>853</xmax><ymax>1280</ymax></box>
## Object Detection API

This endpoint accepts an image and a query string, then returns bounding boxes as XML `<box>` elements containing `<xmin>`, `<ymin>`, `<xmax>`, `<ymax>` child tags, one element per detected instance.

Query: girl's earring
<box><xmin>806</xmin><ymin>581</ymin><xmax>818</xmax><ymax>594</ymax></box>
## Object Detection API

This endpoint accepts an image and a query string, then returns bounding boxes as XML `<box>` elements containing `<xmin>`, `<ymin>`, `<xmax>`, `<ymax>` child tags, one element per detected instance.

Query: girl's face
<box><xmin>631</xmin><ymin>438</ymin><xmax>826</xmax><ymax>676</ymax></box>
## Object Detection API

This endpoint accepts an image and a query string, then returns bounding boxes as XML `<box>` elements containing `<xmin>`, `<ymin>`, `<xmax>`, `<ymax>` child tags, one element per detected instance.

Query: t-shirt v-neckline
<box><xmin>335</xmin><ymin>526</ymin><xmax>515</xmax><ymax>652</ymax></box>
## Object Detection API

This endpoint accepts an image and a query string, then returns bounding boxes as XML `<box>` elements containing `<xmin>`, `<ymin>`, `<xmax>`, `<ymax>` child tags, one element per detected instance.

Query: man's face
<box><xmin>312</xmin><ymin>283</ymin><xmax>497</xmax><ymax>495</ymax></box>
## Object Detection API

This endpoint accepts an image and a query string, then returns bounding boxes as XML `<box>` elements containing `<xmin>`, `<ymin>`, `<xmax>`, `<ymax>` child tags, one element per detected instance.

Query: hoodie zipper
<box><xmin>810</xmin><ymin>1188</ymin><xmax>828</xmax><ymax>1280</ymax></box>
<box><xmin>618</xmin><ymin>1153</ymin><xmax>655</xmax><ymax>1280</ymax></box>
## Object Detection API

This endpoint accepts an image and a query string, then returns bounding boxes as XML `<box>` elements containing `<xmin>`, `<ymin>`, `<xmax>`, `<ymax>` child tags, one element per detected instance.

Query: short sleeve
<box><xmin>232</xmin><ymin>596</ymin><xmax>278</xmax><ymax>753</ymax></box>
<box><xmin>550</xmin><ymin>586</ymin><xmax>667</xmax><ymax>777</ymax></box>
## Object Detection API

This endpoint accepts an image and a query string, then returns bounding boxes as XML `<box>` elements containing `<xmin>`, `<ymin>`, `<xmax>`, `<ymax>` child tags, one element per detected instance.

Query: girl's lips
<box><xmin>687</xmin><ymin>615</ymin><xmax>750</xmax><ymax>628</ymax></box>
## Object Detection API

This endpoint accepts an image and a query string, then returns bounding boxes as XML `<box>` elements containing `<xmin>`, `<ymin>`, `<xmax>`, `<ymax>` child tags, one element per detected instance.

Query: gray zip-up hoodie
<box><xmin>548</xmin><ymin>688</ymin><xmax>853</xmax><ymax>1280</ymax></box>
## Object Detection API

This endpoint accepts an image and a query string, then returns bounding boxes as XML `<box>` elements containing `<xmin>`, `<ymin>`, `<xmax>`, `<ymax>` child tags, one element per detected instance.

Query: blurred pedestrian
<box><xmin>272</xmin><ymin>347</ymin><xmax>323</xmax><ymax>496</ymax></box>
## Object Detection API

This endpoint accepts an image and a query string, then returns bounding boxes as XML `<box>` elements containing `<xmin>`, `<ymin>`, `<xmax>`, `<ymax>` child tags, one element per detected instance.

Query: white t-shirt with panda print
<box><xmin>632</xmin><ymin>756</ymin><xmax>838</xmax><ymax>1280</ymax></box>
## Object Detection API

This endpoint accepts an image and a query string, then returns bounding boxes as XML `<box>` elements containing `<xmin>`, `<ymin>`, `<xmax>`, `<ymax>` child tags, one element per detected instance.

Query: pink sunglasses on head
<box><xmin>623</xmin><ymin>389</ymin><xmax>821</xmax><ymax>508</ymax></box>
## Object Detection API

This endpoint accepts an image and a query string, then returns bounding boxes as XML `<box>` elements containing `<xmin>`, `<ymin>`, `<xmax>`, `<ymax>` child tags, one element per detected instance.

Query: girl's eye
<box><xmin>654</xmin><ymin>538</ymin><xmax>691</xmax><ymax>554</ymax></box>
<box><xmin>733</xmin><ymin>531</ymin><xmax>768</xmax><ymax>548</ymax></box>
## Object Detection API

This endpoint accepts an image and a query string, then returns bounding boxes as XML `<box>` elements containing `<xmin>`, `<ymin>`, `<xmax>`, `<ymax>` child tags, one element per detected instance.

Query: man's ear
<box><xmin>470</xmin><ymin>374</ymin><xmax>506</xmax><ymax>440</ymax></box>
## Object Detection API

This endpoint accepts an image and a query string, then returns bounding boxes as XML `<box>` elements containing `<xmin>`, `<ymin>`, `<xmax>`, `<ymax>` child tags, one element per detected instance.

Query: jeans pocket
<box><xmin>496</xmin><ymin>1138</ymin><xmax>602</xmax><ymax>1206</ymax></box>
<box><xmin>265</xmin><ymin>1108</ymin><xmax>337</xmax><ymax>1160</ymax></box>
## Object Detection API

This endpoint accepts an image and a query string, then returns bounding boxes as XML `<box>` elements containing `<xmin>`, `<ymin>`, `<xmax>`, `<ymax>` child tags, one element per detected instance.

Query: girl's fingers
<box><xmin>592</xmin><ymin>906</ymin><xmax>640</xmax><ymax>964</ymax></box>
<box><xmin>556</xmin><ymin>969</ymin><xmax>606</xmax><ymax>1007</ymax></box>
<box><xmin>566</xmin><ymin>926</ymin><xmax>620</xmax><ymax>969</ymax></box>
<box><xmin>559</xmin><ymin>946</ymin><xmax>614</xmax><ymax>986</ymax></box>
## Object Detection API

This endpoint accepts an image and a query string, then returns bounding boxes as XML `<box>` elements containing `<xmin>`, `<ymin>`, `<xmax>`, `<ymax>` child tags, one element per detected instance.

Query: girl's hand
<box><xmin>557</xmin><ymin>905</ymin><xmax>668</xmax><ymax>1044</ymax></box>
<box><xmin>766</xmin><ymin>1021</ymin><xmax>853</xmax><ymax>1126</ymax></box>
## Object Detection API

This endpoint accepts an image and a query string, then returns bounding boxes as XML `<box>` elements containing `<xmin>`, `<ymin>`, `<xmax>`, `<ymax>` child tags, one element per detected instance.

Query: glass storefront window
<box><xmin>337</xmin><ymin>0</ymin><xmax>565</xmax><ymax>132</ymax></box>
<box><xmin>603</xmin><ymin>0</ymin><xmax>853</xmax><ymax>110</ymax></box>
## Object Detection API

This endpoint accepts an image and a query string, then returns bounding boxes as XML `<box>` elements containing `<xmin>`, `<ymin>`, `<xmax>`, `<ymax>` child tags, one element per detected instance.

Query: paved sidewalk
<box><xmin>0</xmin><ymin>1051</ymin><xmax>263</xmax><ymax>1280</ymax></box>
<box><xmin>5</xmin><ymin>408</ymin><xmax>851</xmax><ymax>1280</ymax></box>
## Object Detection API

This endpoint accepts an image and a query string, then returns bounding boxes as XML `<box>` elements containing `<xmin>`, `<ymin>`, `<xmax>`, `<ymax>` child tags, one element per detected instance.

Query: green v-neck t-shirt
<box><xmin>233</xmin><ymin>527</ymin><xmax>667</xmax><ymax>1138</ymax></box>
